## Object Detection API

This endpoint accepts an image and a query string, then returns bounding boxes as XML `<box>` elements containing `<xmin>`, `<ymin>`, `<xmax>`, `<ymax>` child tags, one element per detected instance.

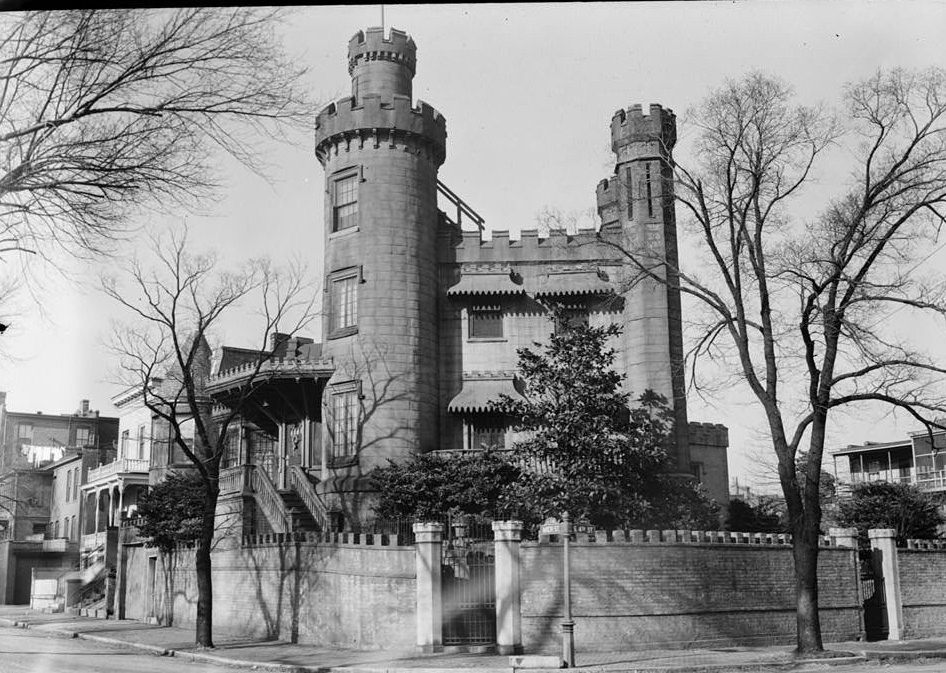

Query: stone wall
<box><xmin>122</xmin><ymin>535</ymin><xmax>416</xmax><ymax>649</ymax></box>
<box><xmin>519</xmin><ymin>535</ymin><xmax>862</xmax><ymax>652</ymax></box>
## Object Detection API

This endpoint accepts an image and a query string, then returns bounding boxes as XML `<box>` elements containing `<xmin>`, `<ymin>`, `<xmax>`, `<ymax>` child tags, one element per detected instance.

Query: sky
<box><xmin>2</xmin><ymin>1</ymin><xmax>946</xmax><ymax>489</ymax></box>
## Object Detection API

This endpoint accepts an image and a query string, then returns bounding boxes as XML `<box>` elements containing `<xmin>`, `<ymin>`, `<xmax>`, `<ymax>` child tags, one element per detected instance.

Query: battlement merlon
<box><xmin>315</xmin><ymin>94</ymin><xmax>447</xmax><ymax>162</ymax></box>
<box><xmin>687</xmin><ymin>421</ymin><xmax>730</xmax><ymax>448</ymax></box>
<box><xmin>348</xmin><ymin>27</ymin><xmax>417</xmax><ymax>76</ymax></box>
<box><xmin>611</xmin><ymin>104</ymin><xmax>677</xmax><ymax>159</ymax></box>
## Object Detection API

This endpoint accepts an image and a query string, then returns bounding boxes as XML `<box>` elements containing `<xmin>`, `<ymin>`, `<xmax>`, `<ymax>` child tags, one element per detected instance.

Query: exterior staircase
<box><xmin>279</xmin><ymin>490</ymin><xmax>319</xmax><ymax>532</ymax></box>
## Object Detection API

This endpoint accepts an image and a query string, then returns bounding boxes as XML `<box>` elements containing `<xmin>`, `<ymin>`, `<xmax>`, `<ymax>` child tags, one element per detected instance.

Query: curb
<box><xmin>4</xmin><ymin>618</ymin><xmax>946</xmax><ymax>673</ymax></box>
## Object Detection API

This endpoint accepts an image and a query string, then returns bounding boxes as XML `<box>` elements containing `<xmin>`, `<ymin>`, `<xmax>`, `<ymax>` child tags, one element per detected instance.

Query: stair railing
<box><xmin>437</xmin><ymin>180</ymin><xmax>485</xmax><ymax>231</ymax></box>
<box><xmin>288</xmin><ymin>465</ymin><xmax>328</xmax><ymax>532</ymax></box>
<box><xmin>248</xmin><ymin>465</ymin><xmax>290</xmax><ymax>534</ymax></box>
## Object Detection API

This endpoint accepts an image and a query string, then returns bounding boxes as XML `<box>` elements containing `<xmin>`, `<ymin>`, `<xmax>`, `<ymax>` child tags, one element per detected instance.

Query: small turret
<box><xmin>611</xmin><ymin>104</ymin><xmax>676</xmax><ymax>162</ymax></box>
<box><xmin>348</xmin><ymin>27</ymin><xmax>417</xmax><ymax>102</ymax></box>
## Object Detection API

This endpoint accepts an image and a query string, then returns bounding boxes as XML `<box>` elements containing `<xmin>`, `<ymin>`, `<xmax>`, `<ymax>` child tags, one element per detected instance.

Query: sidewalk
<box><xmin>2</xmin><ymin>605</ymin><xmax>945</xmax><ymax>673</ymax></box>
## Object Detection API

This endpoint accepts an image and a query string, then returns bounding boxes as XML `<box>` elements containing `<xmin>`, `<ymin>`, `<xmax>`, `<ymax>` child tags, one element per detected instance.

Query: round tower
<box><xmin>315</xmin><ymin>27</ymin><xmax>446</xmax><ymax>515</ymax></box>
<box><xmin>607</xmin><ymin>104</ymin><xmax>690</xmax><ymax>474</ymax></box>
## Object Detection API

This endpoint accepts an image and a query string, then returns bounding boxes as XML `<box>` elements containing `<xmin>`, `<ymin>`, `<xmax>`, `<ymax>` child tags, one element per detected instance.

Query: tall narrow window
<box><xmin>17</xmin><ymin>423</ymin><xmax>33</xmax><ymax>443</ymax></box>
<box><xmin>331</xmin><ymin>383</ymin><xmax>360</xmax><ymax>459</ymax></box>
<box><xmin>75</xmin><ymin>426</ymin><xmax>90</xmax><ymax>447</ymax></box>
<box><xmin>645</xmin><ymin>162</ymin><xmax>654</xmax><ymax>218</ymax></box>
<box><xmin>137</xmin><ymin>424</ymin><xmax>146</xmax><ymax>459</ymax></box>
<box><xmin>121</xmin><ymin>430</ymin><xmax>130</xmax><ymax>457</ymax></box>
<box><xmin>333</xmin><ymin>173</ymin><xmax>359</xmax><ymax>232</ymax></box>
<box><xmin>625</xmin><ymin>166</ymin><xmax>634</xmax><ymax>219</ymax></box>
<box><xmin>469</xmin><ymin>304</ymin><xmax>503</xmax><ymax>339</ymax></box>
<box><xmin>329</xmin><ymin>268</ymin><xmax>359</xmax><ymax>337</ymax></box>
<box><xmin>72</xmin><ymin>467</ymin><xmax>79</xmax><ymax>500</ymax></box>
<box><xmin>66</xmin><ymin>471</ymin><xmax>72</xmax><ymax>502</ymax></box>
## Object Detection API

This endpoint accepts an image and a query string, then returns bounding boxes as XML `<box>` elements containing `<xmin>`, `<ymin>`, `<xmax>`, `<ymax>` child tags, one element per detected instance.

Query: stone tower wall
<box><xmin>315</xmin><ymin>28</ymin><xmax>446</xmax><ymax>505</ymax></box>
<box><xmin>600</xmin><ymin>104</ymin><xmax>690</xmax><ymax>473</ymax></box>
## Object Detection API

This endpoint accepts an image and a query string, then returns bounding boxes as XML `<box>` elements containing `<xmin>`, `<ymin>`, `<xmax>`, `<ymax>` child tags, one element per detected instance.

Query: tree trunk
<box><xmin>792</xmin><ymin>518</ymin><xmax>824</xmax><ymax>653</ymax></box>
<box><xmin>194</xmin><ymin>482</ymin><xmax>219</xmax><ymax>648</ymax></box>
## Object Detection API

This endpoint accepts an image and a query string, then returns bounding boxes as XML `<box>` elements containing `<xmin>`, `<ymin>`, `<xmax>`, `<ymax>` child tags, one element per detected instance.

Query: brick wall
<box><xmin>897</xmin><ymin>549</ymin><xmax>946</xmax><ymax>639</ymax></box>
<box><xmin>519</xmin><ymin>539</ymin><xmax>862</xmax><ymax>652</ymax></box>
<box><xmin>123</xmin><ymin>538</ymin><xmax>416</xmax><ymax>649</ymax></box>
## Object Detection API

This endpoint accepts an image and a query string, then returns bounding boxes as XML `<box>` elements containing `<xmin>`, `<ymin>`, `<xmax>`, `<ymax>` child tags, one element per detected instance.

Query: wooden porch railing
<box><xmin>289</xmin><ymin>465</ymin><xmax>328</xmax><ymax>532</ymax></box>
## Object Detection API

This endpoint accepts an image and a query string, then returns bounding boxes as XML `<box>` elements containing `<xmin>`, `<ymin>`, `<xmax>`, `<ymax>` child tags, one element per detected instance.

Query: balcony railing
<box><xmin>916</xmin><ymin>470</ymin><xmax>946</xmax><ymax>492</ymax></box>
<box><xmin>86</xmin><ymin>457</ymin><xmax>150</xmax><ymax>484</ymax></box>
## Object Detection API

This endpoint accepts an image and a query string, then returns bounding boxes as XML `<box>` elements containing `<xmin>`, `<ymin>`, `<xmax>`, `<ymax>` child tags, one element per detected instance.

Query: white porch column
<box><xmin>492</xmin><ymin>521</ymin><xmax>523</xmax><ymax>655</ymax></box>
<box><xmin>414</xmin><ymin>522</ymin><xmax>444</xmax><ymax>653</ymax></box>
<box><xmin>869</xmin><ymin>528</ymin><xmax>903</xmax><ymax>640</ymax></box>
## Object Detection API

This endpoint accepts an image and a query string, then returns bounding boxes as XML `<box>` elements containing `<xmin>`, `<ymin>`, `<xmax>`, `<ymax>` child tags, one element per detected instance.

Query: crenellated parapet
<box><xmin>611</xmin><ymin>103</ymin><xmax>677</xmax><ymax>158</ymax></box>
<box><xmin>348</xmin><ymin>27</ymin><xmax>416</xmax><ymax>76</ymax></box>
<box><xmin>443</xmin><ymin>226</ymin><xmax>624</xmax><ymax>265</ymax></box>
<box><xmin>314</xmin><ymin>94</ymin><xmax>447</xmax><ymax>166</ymax></box>
<box><xmin>688</xmin><ymin>422</ymin><xmax>730</xmax><ymax>448</ymax></box>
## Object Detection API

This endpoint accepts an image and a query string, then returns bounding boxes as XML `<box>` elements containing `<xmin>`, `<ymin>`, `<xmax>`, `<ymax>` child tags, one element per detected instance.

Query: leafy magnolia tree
<box><xmin>608</xmin><ymin>70</ymin><xmax>946</xmax><ymax>652</ymax></box>
<box><xmin>837</xmin><ymin>481</ymin><xmax>945</xmax><ymax>545</ymax></box>
<box><xmin>104</xmin><ymin>226</ymin><xmax>317</xmax><ymax>648</ymax></box>
<box><xmin>0</xmin><ymin>8</ymin><xmax>311</xmax><ymax>331</ymax></box>
<box><xmin>490</xmin><ymin>317</ymin><xmax>718</xmax><ymax>529</ymax></box>
<box><xmin>136</xmin><ymin>471</ymin><xmax>204</xmax><ymax>554</ymax></box>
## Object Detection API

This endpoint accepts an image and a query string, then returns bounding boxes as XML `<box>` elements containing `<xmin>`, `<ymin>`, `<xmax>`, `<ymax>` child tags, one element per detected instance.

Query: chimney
<box><xmin>80</xmin><ymin>399</ymin><xmax>90</xmax><ymax>416</ymax></box>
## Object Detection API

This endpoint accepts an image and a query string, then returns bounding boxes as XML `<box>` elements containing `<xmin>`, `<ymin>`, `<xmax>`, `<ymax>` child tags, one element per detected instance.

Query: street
<box><xmin>0</xmin><ymin>625</ymin><xmax>243</xmax><ymax>673</ymax></box>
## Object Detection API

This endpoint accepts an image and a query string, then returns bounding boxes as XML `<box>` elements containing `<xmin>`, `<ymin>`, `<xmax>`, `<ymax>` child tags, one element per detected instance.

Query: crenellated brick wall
<box><xmin>122</xmin><ymin>537</ymin><xmax>416</xmax><ymax>649</ymax></box>
<box><xmin>519</xmin><ymin>534</ymin><xmax>862</xmax><ymax>652</ymax></box>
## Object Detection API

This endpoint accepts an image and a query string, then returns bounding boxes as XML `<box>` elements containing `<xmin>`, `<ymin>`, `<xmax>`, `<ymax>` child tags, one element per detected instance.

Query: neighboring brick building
<box><xmin>311</xmin><ymin>27</ymin><xmax>729</xmax><ymax>519</ymax></box>
<box><xmin>0</xmin><ymin>393</ymin><xmax>117</xmax><ymax>603</ymax></box>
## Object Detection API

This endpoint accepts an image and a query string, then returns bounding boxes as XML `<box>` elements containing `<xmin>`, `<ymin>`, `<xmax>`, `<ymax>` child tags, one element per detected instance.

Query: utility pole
<box><xmin>561</xmin><ymin>511</ymin><xmax>575</xmax><ymax>667</ymax></box>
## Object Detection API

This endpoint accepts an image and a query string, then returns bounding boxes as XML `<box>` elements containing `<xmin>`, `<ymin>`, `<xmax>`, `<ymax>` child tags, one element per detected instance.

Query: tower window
<box><xmin>333</xmin><ymin>172</ymin><xmax>359</xmax><ymax>232</ymax></box>
<box><xmin>469</xmin><ymin>304</ymin><xmax>503</xmax><ymax>339</ymax></box>
<box><xmin>330</xmin><ymin>382</ymin><xmax>360</xmax><ymax>459</ymax></box>
<box><xmin>328</xmin><ymin>268</ymin><xmax>360</xmax><ymax>337</ymax></box>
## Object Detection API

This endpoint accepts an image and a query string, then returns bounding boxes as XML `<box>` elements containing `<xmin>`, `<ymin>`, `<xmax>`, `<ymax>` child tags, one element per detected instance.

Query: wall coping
<box><xmin>528</xmin><ymin>529</ymin><xmax>857</xmax><ymax>548</ymax></box>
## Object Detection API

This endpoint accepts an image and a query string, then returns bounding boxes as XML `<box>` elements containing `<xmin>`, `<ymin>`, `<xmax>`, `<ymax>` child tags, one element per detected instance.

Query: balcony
<box><xmin>916</xmin><ymin>470</ymin><xmax>946</xmax><ymax>492</ymax></box>
<box><xmin>86</xmin><ymin>457</ymin><xmax>150</xmax><ymax>485</ymax></box>
<box><xmin>42</xmin><ymin>538</ymin><xmax>77</xmax><ymax>553</ymax></box>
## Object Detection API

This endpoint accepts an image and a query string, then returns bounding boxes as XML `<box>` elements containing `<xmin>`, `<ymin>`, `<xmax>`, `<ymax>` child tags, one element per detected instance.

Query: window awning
<box><xmin>447</xmin><ymin>375</ymin><xmax>524</xmax><ymax>413</ymax></box>
<box><xmin>533</xmin><ymin>270</ymin><xmax>615</xmax><ymax>297</ymax></box>
<box><xmin>446</xmin><ymin>271</ymin><xmax>525</xmax><ymax>296</ymax></box>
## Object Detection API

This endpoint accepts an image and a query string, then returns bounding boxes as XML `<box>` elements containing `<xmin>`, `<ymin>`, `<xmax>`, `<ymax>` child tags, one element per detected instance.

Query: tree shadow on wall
<box><xmin>326</xmin><ymin>339</ymin><xmax>415</xmax><ymax>529</ymax></box>
<box><xmin>244</xmin><ymin>536</ymin><xmax>328</xmax><ymax>643</ymax></box>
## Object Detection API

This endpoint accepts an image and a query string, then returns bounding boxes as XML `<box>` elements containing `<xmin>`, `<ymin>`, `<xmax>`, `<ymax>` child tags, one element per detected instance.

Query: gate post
<box><xmin>414</xmin><ymin>522</ymin><xmax>444</xmax><ymax>652</ymax></box>
<box><xmin>493</xmin><ymin>520</ymin><xmax>523</xmax><ymax>655</ymax></box>
<box><xmin>868</xmin><ymin>528</ymin><xmax>903</xmax><ymax>640</ymax></box>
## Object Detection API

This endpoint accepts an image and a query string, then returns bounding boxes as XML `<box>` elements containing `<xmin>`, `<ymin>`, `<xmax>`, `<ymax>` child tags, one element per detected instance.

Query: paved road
<box><xmin>0</xmin><ymin>626</ymin><xmax>241</xmax><ymax>673</ymax></box>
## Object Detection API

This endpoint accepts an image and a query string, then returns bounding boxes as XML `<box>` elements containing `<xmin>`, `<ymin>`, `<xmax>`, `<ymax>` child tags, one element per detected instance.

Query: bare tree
<box><xmin>103</xmin><ymin>226</ymin><xmax>318</xmax><ymax>647</ymax></box>
<box><xmin>609</xmin><ymin>69</ymin><xmax>946</xmax><ymax>652</ymax></box>
<box><xmin>0</xmin><ymin>8</ymin><xmax>312</xmax><ymax>309</ymax></box>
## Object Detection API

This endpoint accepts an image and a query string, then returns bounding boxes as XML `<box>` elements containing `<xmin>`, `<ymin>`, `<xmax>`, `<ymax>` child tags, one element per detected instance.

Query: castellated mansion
<box><xmin>311</xmin><ymin>26</ymin><xmax>729</xmax><ymax>520</ymax></box>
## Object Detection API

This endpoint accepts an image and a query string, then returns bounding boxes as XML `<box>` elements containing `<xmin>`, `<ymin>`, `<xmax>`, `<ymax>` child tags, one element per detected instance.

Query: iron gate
<box><xmin>859</xmin><ymin>548</ymin><xmax>888</xmax><ymax>641</ymax></box>
<box><xmin>441</xmin><ymin>518</ymin><xmax>496</xmax><ymax>646</ymax></box>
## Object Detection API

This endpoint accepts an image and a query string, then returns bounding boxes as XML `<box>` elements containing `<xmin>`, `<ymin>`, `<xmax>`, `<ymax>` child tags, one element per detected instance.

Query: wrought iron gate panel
<box><xmin>441</xmin><ymin>518</ymin><xmax>496</xmax><ymax>646</ymax></box>
<box><xmin>859</xmin><ymin>548</ymin><xmax>888</xmax><ymax>641</ymax></box>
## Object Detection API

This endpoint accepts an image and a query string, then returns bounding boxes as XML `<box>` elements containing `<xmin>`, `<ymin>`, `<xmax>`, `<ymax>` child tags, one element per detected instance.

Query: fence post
<box><xmin>414</xmin><ymin>522</ymin><xmax>444</xmax><ymax>652</ymax></box>
<box><xmin>828</xmin><ymin>527</ymin><xmax>858</xmax><ymax>549</ymax></box>
<box><xmin>868</xmin><ymin>528</ymin><xmax>903</xmax><ymax>640</ymax></box>
<box><xmin>493</xmin><ymin>520</ymin><xmax>524</xmax><ymax>655</ymax></box>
